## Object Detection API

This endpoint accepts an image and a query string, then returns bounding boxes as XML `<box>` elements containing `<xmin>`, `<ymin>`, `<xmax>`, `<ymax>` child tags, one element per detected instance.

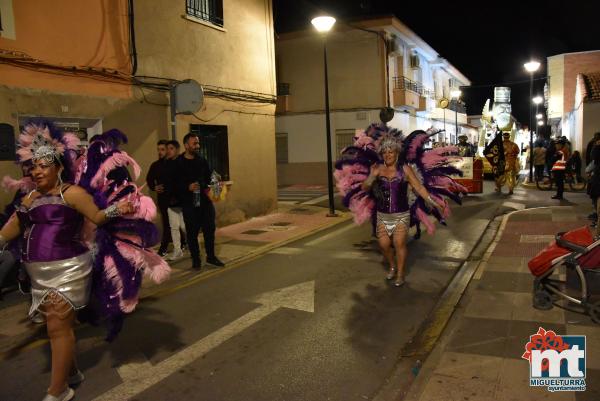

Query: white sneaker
<box><xmin>42</xmin><ymin>387</ymin><xmax>74</xmax><ymax>401</ymax></box>
<box><xmin>165</xmin><ymin>249</ymin><xmax>184</xmax><ymax>261</ymax></box>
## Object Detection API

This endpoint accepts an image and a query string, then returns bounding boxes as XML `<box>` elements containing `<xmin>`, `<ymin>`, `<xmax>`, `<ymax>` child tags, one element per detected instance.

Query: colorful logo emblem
<box><xmin>522</xmin><ymin>327</ymin><xmax>586</xmax><ymax>392</ymax></box>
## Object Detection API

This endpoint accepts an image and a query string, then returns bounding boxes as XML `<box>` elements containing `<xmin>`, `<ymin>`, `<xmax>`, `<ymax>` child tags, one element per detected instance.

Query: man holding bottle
<box><xmin>175</xmin><ymin>133</ymin><xmax>224</xmax><ymax>270</ymax></box>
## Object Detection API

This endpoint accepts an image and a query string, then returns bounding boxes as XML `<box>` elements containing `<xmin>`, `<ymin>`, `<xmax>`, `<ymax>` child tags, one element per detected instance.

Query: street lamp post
<box><xmin>312</xmin><ymin>16</ymin><xmax>337</xmax><ymax>216</ymax></box>
<box><xmin>524</xmin><ymin>61</ymin><xmax>540</xmax><ymax>183</ymax></box>
<box><xmin>451</xmin><ymin>89</ymin><xmax>461</xmax><ymax>144</ymax></box>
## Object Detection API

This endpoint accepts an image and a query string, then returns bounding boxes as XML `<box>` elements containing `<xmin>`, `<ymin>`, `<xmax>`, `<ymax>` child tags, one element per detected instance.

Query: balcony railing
<box><xmin>392</xmin><ymin>76</ymin><xmax>435</xmax><ymax>100</ymax></box>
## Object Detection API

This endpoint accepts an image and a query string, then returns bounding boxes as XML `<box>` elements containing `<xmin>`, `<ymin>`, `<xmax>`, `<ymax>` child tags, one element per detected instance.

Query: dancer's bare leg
<box><xmin>43</xmin><ymin>296</ymin><xmax>76</xmax><ymax>396</ymax></box>
<box><xmin>392</xmin><ymin>225</ymin><xmax>408</xmax><ymax>286</ymax></box>
<box><xmin>377</xmin><ymin>223</ymin><xmax>395</xmax><ymax>276</ymax></box>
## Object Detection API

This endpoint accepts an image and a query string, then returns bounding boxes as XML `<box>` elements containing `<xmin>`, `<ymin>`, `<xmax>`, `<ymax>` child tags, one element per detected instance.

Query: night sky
<box><xmin>273</xmin><ymin>0</ymin><xmax>600</xmax><ymax>129</ymax></box>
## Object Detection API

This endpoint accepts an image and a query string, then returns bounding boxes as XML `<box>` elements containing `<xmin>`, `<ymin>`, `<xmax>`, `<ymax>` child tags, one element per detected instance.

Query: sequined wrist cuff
<box><xmin>104</xmin><ymin>204</ymin><xmax>121</xmax><ymax>219</ymax></box>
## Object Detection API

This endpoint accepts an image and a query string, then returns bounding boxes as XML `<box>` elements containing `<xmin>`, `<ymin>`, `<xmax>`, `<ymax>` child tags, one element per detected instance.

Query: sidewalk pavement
<box><xmin>0</xmin><ymin>203</ymin><xmax>350</xmax><ymax>356</ymax></box>
<box><xmin>404</xmin><ymin>205</ymin><xmax>599</xmax><ymax>401</ymax></box>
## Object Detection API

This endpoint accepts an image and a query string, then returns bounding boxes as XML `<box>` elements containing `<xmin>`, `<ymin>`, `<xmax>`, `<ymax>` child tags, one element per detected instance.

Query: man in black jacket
<box><xmin>146</xmin><ymin>140</ymin><xmax>171</xmax><ymax>256</ymax></box>
<box><xmin>175</xmin><ymin>133</ymin><xmax>224</xmax><ymax>269</ymax></box>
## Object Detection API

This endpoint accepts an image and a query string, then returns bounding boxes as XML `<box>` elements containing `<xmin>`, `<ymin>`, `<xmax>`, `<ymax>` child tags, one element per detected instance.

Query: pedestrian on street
<box><xmin>175</xmin><ymin>133</ymin><xmax>224</xmax><ymax>270</ymax></box>
<box><xmin>533</xmin><ymin>141</ymin><xmax>547</xmax><ymax>182</ymax></box>
<box><xmin>585</xmin><ymin>132</ymin><xmax>600</xmax><ymax>166</ymax></box>
<box><xmin>495</xmin><ymin>132</ymin><xmax>520</xmax><ymax>195</ymax></box>
<box><xmin>588</xmin><ymin>137</ymin><xmax>600</xmax><ymax>224</ymax></box>
<box><xmin>146</xmin><ymin>140</ymin><xmax>171</xmax><ymax>256</ymax></box>
<box><xmin>551</xmin><ymin>137</ymin><xmax>569</xmax><ymax>200</ymax></box>
<box><xmin>165</xmin><ymin>140</ymin><xmax>187</xmax><ymax>261</ymax></box>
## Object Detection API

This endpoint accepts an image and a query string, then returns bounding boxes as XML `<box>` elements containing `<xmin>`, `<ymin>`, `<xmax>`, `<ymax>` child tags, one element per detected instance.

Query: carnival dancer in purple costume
<box><xmin>0</xmin><ymin>122</ymin><xmax>170</xmax><ymax>401</ymax></box>
<box><xmin>335</xmin><ymin>124</ymin><xmax>466</xmax><ymax>287</ymax></box>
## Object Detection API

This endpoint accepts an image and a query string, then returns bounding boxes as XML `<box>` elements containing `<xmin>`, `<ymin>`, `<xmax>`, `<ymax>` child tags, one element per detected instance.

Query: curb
<box><xmin>143</xmin><ymin>212</ymin><xmax>353</xmax><ymax>299</ymax></box>
<box><xmin>400</xmin><ymin>206</ymin><xmax>569</xmax><ymax>401</ymax></box>
<box><xmin>0</xmin><ymin>211</ymin><xmax>353</xmax><ymax>360</ymax></box>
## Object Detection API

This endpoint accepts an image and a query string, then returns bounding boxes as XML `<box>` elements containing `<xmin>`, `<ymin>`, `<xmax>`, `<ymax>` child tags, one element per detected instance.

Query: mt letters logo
<box><xmin>522</xmin><ymin>327</ymin><xmax>586</xmax><ymax>392</ymax></box>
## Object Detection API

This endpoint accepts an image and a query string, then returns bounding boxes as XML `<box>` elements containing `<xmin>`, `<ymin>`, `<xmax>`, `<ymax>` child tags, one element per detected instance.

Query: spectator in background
<box><xmin>551</xmin><ymin>137</ymin><xmax>569</xmax><ymax>200</ymax></box>
<box><xmin>175</xmin><ymin>133</ymin><xmax>224</xmax><ymax>270</ymax></box>
<box><xmin>568</xmin><ymin>150</ymin><xmax>583</xmax><ymax>183</ymax></box>
<box><xmin>585</xmin><ymin>132</ymin><xmax>600</xmax><ymax>166</ymax></box>
<box><xmin>146</xmin><ymin>140</ymin><xmax>171</xmax><ymax>256</ymax></box>
<box><xmin>533</xmin><ymin>141</ymin><xmax>547</xmax><ymax>182</ymax></box>
<box><xmin>165</xmin><ymin>140</ymin><xmax>187</xmax><ymax>261</ymax></box>
<box><xmin>588</xmin><ymin>136</ymin><xmax>600</xmax><ymax>225</ymax></box>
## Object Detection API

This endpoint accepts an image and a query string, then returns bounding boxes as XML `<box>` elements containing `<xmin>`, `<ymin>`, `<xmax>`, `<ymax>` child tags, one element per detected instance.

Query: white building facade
<box><xmin>275</xmin><ymin>16</ymin><xmax>471</xmax><ymax>185</ymax></box>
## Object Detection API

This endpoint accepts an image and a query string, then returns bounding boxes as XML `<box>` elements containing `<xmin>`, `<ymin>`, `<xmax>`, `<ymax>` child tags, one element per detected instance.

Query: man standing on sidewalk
<box><xmin>146</xmin><ymin>139</ymin><xmax>171</xmax><ymax>256</ymax></box>
<box><xmin>164</xmin><ymin>140</ymin><xmax>187</xmax><ymax>261</ymax></box>
<box><xmin>175</xmin><ymin>133</ymin><xmax>224</xmax><ymax>270</ymax></box>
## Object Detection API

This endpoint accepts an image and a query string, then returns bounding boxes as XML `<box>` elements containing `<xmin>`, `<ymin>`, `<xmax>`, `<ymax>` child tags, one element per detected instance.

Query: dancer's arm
<box><xmin>63</xmin><ymin>185</ymin><xmax>134</xmax><ymax>225</ymax></box>
<box><xmin>362</xmin><ymin>165</ymin><xmax>380</xmax><ymax>191</ymax></box>
<box><xmin>403</xmin><ymin>165</ymin><xmax>444</xmax><ymax>212</ymax></box>
<box><xmin>0</xmin><ymin>213</ymin><xmax>21</xmax><ymax>246</ymax></box>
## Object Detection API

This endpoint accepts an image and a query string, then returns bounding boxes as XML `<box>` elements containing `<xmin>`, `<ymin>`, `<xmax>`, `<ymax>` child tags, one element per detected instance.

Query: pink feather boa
<box><xmin>1</xmin><ymin>176</ymin><xmax>35</xmax><ymax>193</ymax></box>
<box><xmin>90</xmin><ymin>152</ymin><xmax>141</xmax><ymax>189</ymax></box>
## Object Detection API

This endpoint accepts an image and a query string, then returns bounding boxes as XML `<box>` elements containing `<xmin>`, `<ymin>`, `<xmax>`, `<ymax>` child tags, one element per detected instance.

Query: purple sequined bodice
<box><xmin>17</xmin><ymin>194</ymin><xmax>88</xmax><ymax>262</ymax></box>
<box><xmin>374</xmin><ymin>173</ymin><xmax>409</xmax><ymax>213</ymax></box>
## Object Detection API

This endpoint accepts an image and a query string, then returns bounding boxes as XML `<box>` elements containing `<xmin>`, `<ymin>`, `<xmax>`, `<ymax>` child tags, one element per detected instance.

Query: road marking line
<box><xmin>94</xmin><ymin>281</ymin><xmax>315</xmax><ymax>401</ymax></box>
<box><xmin>305</xmin><ymin>223</ymin><xmax>355</xmax><ymax>246</ymax></box>
<box><xmin>502</xmin><ymin>201</ymin><xmax>526</xmax><ymax>210</ymax></box>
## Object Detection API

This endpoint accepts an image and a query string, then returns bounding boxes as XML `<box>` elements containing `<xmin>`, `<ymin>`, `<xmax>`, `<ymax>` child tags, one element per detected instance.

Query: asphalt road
<box><xmin>0</xmin><ymin>181</ymin><xmax>579</xmax><ymax>401</ymax></box>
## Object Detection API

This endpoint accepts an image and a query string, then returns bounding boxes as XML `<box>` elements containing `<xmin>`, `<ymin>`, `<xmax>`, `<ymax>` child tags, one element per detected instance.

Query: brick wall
<box><xmin>563</xmin><ymin>51</ymin><xmax>600</xmax><ymax>114</ymax></box>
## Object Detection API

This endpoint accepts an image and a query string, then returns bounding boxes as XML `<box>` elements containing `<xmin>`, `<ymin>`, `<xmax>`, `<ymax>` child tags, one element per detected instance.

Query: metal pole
<box><xmin>323</xmin><ymin>38</ymin><xmax>336</xmax><ymax>216</ymax></box>
<box><xmin>455</xmin><ymin>103</ymin><xmax>458</xmax><ymax>144</ymax></box>
<box><xmin>528</xmin><ymin>72</ymin><xmax>534</xmax><ymax>183</ymax></box>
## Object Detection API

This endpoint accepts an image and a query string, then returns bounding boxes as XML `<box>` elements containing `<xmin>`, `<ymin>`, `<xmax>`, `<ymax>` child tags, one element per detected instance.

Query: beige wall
<box><xmin>276</xmin><ymin>29</ymin><xmax>385</xmax><ymax>112</ymax></box>
<box><xmin>134</xmin><ymin>0</ymin><xmax>277</xmax><ymax>223</ymax></box>
<box><xmin>135</xmin><ymin>0</ymin><xmax>276</xmax><ymax>94</ymax></box>
<box><xmin>0</xmin><ymin>85</ymin><xmax>168</xmax><ymax>209</ymax></box>
<box><xmin>0</xmin><ymin>0</ymin><xmax>278</xmax><ymax>225</ymax></box>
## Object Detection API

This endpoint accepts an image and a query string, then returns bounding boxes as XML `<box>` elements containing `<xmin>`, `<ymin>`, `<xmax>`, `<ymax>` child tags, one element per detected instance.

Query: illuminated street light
<box><xmin>524</xmin><ymin>61</ymin><xmax>541</xmax><ymax>72</ymax></box>
<box><xmin>311</xmin><ymin>16</ymin><xmax>336</xmax><ymax>32</ymax></box>
<box><xmin>537</xmin><ymin>120</ymin><xmax>544</xmax><ymax>126</ymax></box>
<box><xmin>532</xmin><ymin>96</ymin><xmax>543</xmax><ymax>105</ymax></box>
<box><xmin>536</xmin><ymin>113</ymin><xmax>543</xmax><ymax>119</ymax></box>
<box><xmin>311</xmin><ymin>15</ymin><xmax>337</xmax><ymax>216</ymax></box>
<box><xmin>450</xmin><ymin>89</ymin><xmax>462</xmax><ymax>99</ymax></box>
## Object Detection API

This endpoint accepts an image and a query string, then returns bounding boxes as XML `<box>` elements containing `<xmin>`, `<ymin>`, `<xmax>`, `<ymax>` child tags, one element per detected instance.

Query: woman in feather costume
<box><xmin>0</xmin><ymin>122</ymin><xmax>170</xmax><ymax>401</ymax></box>
<box><xmin>335</xmin><ymin>124</ymin><xmax>466</xmax><ymax>287</ymax></box>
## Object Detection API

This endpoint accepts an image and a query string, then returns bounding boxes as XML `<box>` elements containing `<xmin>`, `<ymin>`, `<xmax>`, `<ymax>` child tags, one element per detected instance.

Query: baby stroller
<box><xmin>528</xmin><ymin>225</ymin><xmax>600</xmax><ymax>323</ymax></box>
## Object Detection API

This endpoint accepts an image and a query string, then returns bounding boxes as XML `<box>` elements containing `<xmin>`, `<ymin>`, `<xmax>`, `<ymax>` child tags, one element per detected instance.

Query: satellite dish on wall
<box><xmin>173</xmin><ymin>79</ymin><xmax>204</xmax><ymax>115</ymax></box>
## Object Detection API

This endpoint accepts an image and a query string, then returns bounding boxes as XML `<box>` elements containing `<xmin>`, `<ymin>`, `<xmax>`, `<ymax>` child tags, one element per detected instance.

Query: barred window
<box><xmin>189</xmin><ymin>124</ymin><xmax>230</xmax><ymax>180</ymax></box>
<box><xmin>186</xmin><ymin>0</ymin><xmax>223</xmax><ymax>27</ymax></box>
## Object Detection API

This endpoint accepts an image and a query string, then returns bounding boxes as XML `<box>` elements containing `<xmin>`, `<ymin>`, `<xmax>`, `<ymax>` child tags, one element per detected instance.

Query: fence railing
<box><xmin>392</xmin><ymin>76</ymin><xmax>436</xmax><ymax>99</ymax></box>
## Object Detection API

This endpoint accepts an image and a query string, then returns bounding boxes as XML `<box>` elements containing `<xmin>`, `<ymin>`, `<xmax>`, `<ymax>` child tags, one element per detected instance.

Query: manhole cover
<box><xmin>241</xmin><ymin>229</ymin><xmax>268</xmax><ymax>235</ymax></box>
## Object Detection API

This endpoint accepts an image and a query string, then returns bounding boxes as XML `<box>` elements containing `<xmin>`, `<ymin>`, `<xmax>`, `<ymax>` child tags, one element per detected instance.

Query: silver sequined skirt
<box><xmin>376</xmin><ymin>211</ymin><xmax>410</xmax><ymax>237</ymax></box>
<box><xmin>24</xmin><ymin>252</ymin><xmax>92</xmax><ymax>316</ymax></box>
